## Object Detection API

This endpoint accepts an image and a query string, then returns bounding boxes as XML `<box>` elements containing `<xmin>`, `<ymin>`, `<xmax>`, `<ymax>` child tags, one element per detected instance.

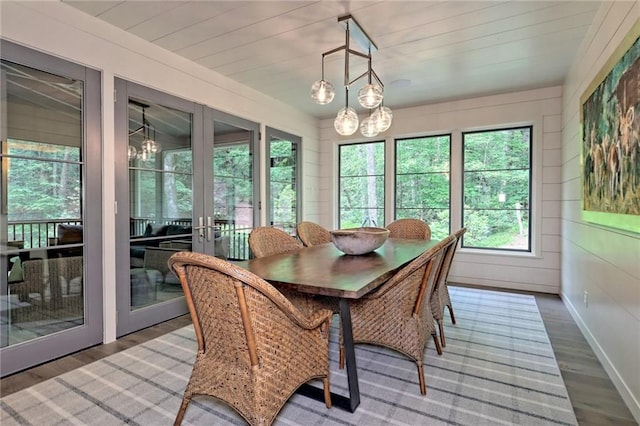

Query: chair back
<box><xmin>386</xmin><ymin>218</ymin><xmax>431</xmax><ymax>240</ymax></box>
<box><xmin>453</xmin><ymin>227</ymin><xmax>467</xmax><ymax>245</ymax></box>
<box><xmin>169</xmin><ymin>251</ymin><xmax>324</xmax><ymax>367</ymax></box>
<box><xmin>435</xmin><ymin>228</ymin><xmax>466</xmax><ymax>291</ymax></box>
<box><xmin>296</xmin><ymin>221</ymin><xmax>332</xmax><ymax>246</ymax></box>
<box><xmin>431</xmin><ymin>234</ymin><xmax>458</xmax><ymax>298</ymax></box>
<box><xmin>249</xmin><ymin>226</ymin><xmax>303</xmax><ymax>258</ymax></box>
<box><xmin>367</xmin><ymin>240</ymin><xmax>445</xmax><ymax>319</ymax></box>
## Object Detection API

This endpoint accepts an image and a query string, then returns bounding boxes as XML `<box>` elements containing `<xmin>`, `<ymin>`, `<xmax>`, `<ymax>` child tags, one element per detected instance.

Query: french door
<box><xmin>115</xmin><ymin>79</ymin><xmax>259</xmax><ymax>336</ymax></box>
<box><xmin>0</xmin><ymin>41</ymin><xmax>102</xmax><ymax>376</ymax></box>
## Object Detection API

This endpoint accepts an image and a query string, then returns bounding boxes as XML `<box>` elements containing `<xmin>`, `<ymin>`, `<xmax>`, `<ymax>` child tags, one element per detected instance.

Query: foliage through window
<box><xmin>462</xmin><ymin>126</ymin><xmax>531</xmax><ymax>251</ymax></box>
<box><xmin>267</xmin><ymin>129</ymin><xmax>300</xmax><ymax>234</ymax></box>
<box><xmin>213</xmin><ymin>143</ymin><xmax>253</xmax><ymax>222</ymax></box>
<box><xmin>395</xmin><ymin>135</ymin><xmax>451</xmax><ymax>238</ymax></box>
<box><xmin>339</xmin><ymin>142</ymin><xmax>385</xmax><ymax>228</ymax></box>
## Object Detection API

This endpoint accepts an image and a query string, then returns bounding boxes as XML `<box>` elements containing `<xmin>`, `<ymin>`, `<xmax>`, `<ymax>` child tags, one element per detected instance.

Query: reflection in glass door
<box><xmin>128</xmin><ymin>100</ymin><xmax>193</xmax><ymax>309</ymax></box>
<box><xmin>116</xmin><ymin>83</ymin><xmax>259</xmax><ymax>335</ymax></box>
<box><xmin>0</xmin><ymin>41</ymin><xmax>102</xmax><ymax>377</ymax></box>
<box><xmin>210</xmin><ymin>113</ymin><xmax>259</xmax><ymax>261</ymax></box>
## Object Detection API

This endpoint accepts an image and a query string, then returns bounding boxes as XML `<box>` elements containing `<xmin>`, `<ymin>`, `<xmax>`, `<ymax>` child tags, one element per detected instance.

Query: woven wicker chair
<box><xmin>296</xmin><ymin>221</ymin><xmax>332</xmax><ymax>246</ymax></box>
<box><xmin>386</xmin><ymin>218</ymin><xmax>431</xmax><ymax>240</ymax></box>
<box><xmin>248</xmin><ymin>226</ymin><xmax>303</xmax><ymax>258</ymax></box>
<box><xmin>169</xmin><ymin>251</ymin><xmax>333</xmax><ymax>426</ymax></box>
<box><xmin>431</xmin><ymin>227</ymin><xmax>466</xmax><ymax>347</ymax></box>
<box><xmin>338</xmin><ymin>237</ymin><xmax>450</xmax><ymax>395</ymax></box>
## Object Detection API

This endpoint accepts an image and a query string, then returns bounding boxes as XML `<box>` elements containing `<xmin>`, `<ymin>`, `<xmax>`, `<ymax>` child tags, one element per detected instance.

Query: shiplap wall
<box><xmin>318</xmin><ymin>86</ymin><xmax>563</xmax><ymax>294</ymax></box>
<box><xmin>561</xmin><ymin>1</ymin><xmax>640</xmax><ymax>421</ymax></box>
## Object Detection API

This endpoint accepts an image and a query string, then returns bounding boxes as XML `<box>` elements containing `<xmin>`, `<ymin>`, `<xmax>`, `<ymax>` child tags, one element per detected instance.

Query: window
<box><xmin>266</xmin><ymin>127</ymin><xmax>300</xmax><ymax>235</ymax></box>
<box><xmin>395</xmin><ymin>135</ymin><xmax>451</xmax><ymax>238</ymax></box>
<box><xmin>462</xmin><ymin>126</ymin><xmax>531</xmax><ymax>251</ymax></box>
<box><xmin>339</xmin><ymin>141</ymin><xmax>385</xmax><ymax>228</ymax></box>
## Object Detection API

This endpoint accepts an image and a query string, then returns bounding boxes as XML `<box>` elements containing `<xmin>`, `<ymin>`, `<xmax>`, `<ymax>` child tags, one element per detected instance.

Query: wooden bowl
<box><xmin>330</xmin><ymin>227</ymin><xmax>390</xmax><ymax>255</ymax></box>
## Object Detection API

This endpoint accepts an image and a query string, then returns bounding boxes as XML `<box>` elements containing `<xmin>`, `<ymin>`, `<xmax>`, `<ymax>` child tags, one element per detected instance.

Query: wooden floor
<box><xmin>1</xmin><ymin>288</ymin><xmax>637</xmax><ymax>426</ymax></box>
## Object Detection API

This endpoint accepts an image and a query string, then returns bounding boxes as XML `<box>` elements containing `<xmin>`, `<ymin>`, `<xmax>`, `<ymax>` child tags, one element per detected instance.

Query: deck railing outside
<box><xmin>8</xmin><ymin>219</ymin><xmax>298</xmax><ymax>260</ymax></box>
<box><xmin>6</xmin><ymin>219</ymin><xmax>83</xmax><ymax>249</ymax></box>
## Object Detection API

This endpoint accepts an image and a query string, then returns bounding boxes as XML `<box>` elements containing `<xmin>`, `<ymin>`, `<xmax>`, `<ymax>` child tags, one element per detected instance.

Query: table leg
<box><xmin>338</xmin><ymin>297</ymin><xmax>361</xmax><ymax>411</ymax></box>
<box><xmin>298</xmin><ymin>298</ymin><xmax>361</xmax><ymax>412</ymax></box>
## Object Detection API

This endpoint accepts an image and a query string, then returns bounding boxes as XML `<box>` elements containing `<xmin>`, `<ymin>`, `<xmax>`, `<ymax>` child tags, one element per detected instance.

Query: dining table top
<box><xmin>235</xmin><ymin>237</ymin><xmax>438</xmax><ymax>299</ymax></box>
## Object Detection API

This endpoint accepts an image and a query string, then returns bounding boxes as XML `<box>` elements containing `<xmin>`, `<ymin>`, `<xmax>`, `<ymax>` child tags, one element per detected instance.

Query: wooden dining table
<box><xmin>235</xmin><ymin>237</ymin><xmax>438</xmax><ymax>412</ymax></box>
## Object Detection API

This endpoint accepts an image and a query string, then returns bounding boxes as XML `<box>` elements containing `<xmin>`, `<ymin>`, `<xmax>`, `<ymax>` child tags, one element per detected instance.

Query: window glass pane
<box><xmin>214</xmin><ymin>144</ymin><xmax>253</xmax><ymax>220</ymax></box>
<box><xmin>339</xmin><ymin>142</ymin><xmax>385</xmax><ymax>228</ymax></box>
<box><xmin>269</xmin><ymin>138</ymin><xmax>298</xmax><ymax>234</ymax></box>
<box><xmin>395</xmin><ymin>135</ymin><xmax>450</xmax><ymax>238</ymax></box>
<box><xmin>213</xmin><ymin>141</ymin><xmax>254</xmax><ymax>261</ymax></box>
<box><xmin>463</xmin><ymin>127</ymin><xmax>531</xmax><ymax>251</ymax></box>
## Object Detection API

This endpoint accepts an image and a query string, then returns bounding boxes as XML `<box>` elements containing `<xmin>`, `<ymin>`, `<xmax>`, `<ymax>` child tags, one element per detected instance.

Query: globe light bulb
<box><xmin>141</xmin><ymin>139</ymin><xmax>159</xmax><ymax>154</ymax></box>
<box><xmin>334</xmin><ymin>107</ymin><xmax>359</xmax><ymax>136</ymax></box>
<box><xmin>357</xmin><ymin>83</ymin><xmax>383</xmax><ymax>109</ymax></box>
<box><xmin>311</xmin><ymin>80</ymin><xmax>335</xmax><ymax>105</ymax></box>
<box><xmin>128</xmin><ymin>145</ymin><xmax>138</xmax><ymax>161</ymax></box>
<box><xmin>374</xmin><ymin>106</ymin><xmax>393</xmax><ymax>132</ymax></box>
<box><xmin>360</xmin><ymin>115</ymin><xmax>379</xmax><ymax>137</ymax></box>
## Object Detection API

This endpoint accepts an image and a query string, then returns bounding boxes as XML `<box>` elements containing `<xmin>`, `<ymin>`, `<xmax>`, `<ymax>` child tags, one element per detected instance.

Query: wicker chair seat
<box><xmin>169</xmin><ymin>252</ymin><xmax>333</xmax><ymax>426</ymax></box>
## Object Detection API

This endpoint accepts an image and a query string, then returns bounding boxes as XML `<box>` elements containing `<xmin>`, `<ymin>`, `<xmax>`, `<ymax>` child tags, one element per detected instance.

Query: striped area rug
<box><xmin>0</xmin><ymin>287</ymin><xmax>577</xmax><ymax>425</ymax></box>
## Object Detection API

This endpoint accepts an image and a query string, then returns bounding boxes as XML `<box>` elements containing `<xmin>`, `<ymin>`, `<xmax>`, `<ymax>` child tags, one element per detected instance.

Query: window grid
<box><xmin>339</xmin><ymin>141</ymin><xmax>385</xmax><ymax>228</ymax></box>
<box><xmin>394</xmin><ymin>134</ymin><xmax>451</xmax><ymax>239</ymax></box>
<box><xmin>462</xmin><ymin>126</ymin><xmax>532</xmax><ymax>251</ymax></box>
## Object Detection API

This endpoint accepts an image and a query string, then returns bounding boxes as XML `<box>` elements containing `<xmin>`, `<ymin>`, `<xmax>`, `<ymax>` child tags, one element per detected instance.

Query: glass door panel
<box><xmin>1</xmin><ymin>63</ymin><xmax>84</xmax><ymax>346</ymax></box>
<box><xmin>266</xmin><ymin>127</ymin><xmax>301</xmax><ymax>235</ymax></box>
<box><xmin>0</xmin><ymin>41</ymin><xmax>102</xmax><ymax>377</ymax></box>
<box><xmin>128</xmin><ymin>100</ymin><xmax>193</xmax><ymax>309</ymax></box>
<box><xmin>209</xmin><ymin>112</ymin><xmax>259</xmax><ymax>261</ymax></box>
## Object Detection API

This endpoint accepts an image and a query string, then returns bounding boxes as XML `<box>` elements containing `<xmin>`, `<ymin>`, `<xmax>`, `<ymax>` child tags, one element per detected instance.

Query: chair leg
<box><xmin>339</xmin><ymin>344</ymin><xmax>345</xmax><ymax>369</ymax></box>
<box><xmin>438</xmin><ymin>319</ymin><xmax>446</xmax><ymax>347</ymax></box>
<box><xmin>323</xmin><ymin>377</ymin><xmax>332</xmax><ymax>408</ymax></box>
<box><xmin>448</xmin><ymin>305</ymin><xmax>456</xmax><ymax>324</ymax></box>
<box><xmin>432</xmin><ymin>331</ymin><xmax>442</xmax><ymax>355</ymax></box>
<box><xmin>174</xmin><ymin>397</ymin><xmax>190</xmax><ymax>426</ymax></box>
<box><xmin>417</xmin><ymin>363</ymin><xmax>427</xmax><ymax>395</ymax></box>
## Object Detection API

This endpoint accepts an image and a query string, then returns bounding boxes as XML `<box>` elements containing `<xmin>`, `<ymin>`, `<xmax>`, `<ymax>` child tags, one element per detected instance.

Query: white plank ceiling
<box><xmin>63</xmin><ymin>0</ymin><xmax>602</xmax><ymax>119</ymax></box>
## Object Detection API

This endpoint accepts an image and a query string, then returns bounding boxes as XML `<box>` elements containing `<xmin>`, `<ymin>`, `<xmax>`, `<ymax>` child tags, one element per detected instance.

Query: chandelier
<box><xmin>311</xmin><ymin>15</ymin><xmax>392</xmax><ymax>137</ymax></box>
<box><xmin>128</xmin><ymin>101</ymin><xmax>160</xmax><ymax>161</ymax></box>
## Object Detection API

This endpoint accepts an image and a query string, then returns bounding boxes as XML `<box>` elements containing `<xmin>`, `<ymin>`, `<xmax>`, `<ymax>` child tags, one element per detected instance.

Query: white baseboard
<box><xmin>561</xmin><ymin>292</ymin><xmax>640</xmax><ymax>424</ymax></box>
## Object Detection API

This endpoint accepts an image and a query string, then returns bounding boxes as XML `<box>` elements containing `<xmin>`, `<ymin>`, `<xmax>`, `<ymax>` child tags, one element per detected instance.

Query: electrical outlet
<box><xmin>583</xmin><ymin>291</ymin><xmax>589</xmax><ymax>307</ymax></box>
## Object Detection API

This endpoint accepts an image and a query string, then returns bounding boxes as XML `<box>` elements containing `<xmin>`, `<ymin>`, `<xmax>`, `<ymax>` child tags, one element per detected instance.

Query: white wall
<box><xmin>561</xmin><ymin>1</ymin><xmax>640</xmax><ymax>421</ymax></box>
<box><xmin>319</xmin><ymin>87</ymin><xmax>563</xmax><ymax>294</ymax></box>
<box><xmin>0</xmin><ymin>1</ymin><xmax>321</xmax><ymax>342</ymax></box>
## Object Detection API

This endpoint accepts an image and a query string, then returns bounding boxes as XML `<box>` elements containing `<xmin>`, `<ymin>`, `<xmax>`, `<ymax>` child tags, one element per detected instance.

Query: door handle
<box><xmin>193</xmin><ymin>216</ymin><xmax>206</xmax><ymax>241</ymax></box>
<box><xmin>206</xmin><ymin>216</ymin><xmax>212</xmax><ymax>242</ymax></box>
